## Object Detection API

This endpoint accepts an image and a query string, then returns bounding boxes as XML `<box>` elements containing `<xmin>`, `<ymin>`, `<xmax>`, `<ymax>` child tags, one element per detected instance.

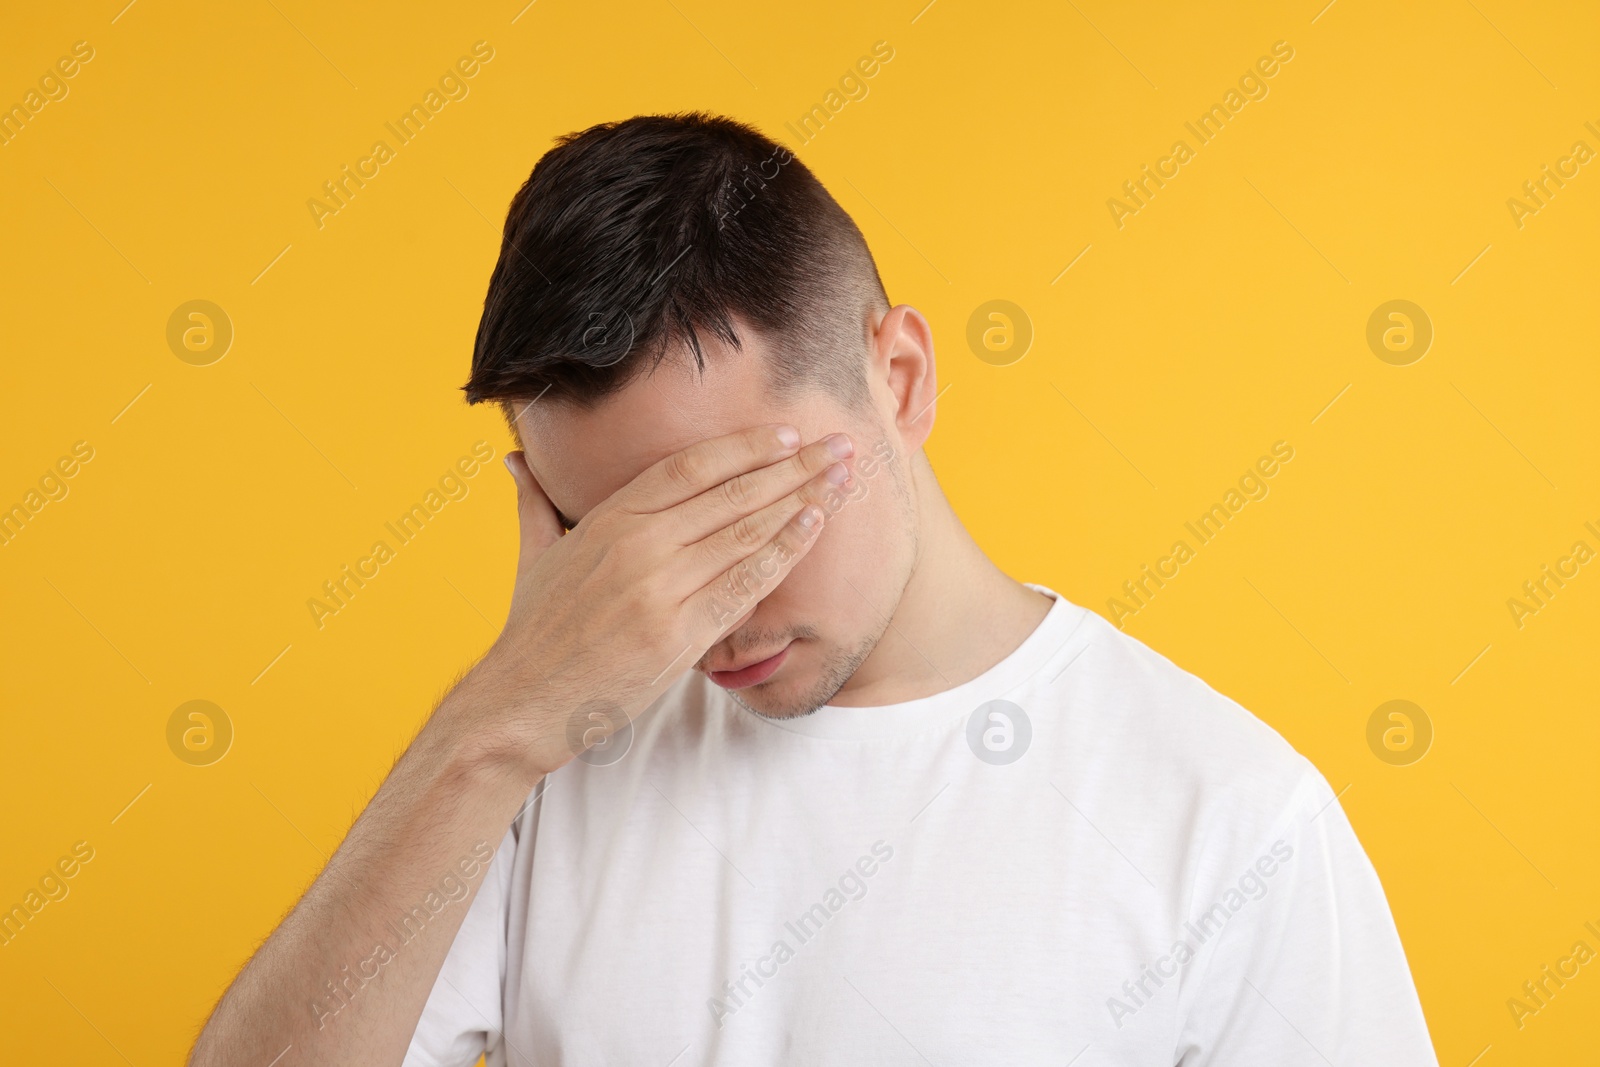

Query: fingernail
<box><xmin>825</xmin><ymin>462</ymin><xmax>849</xmax><ymax>485</ymax></box>
<box><xmin>504</xmin><ymin>454</ymin><xmax>517</xmax><ymax>475</ymax></box>
<box><xmin>776</xmin><ymin>425</ymin><xmax>800</xmax><ymax>449</ymax></box>
<box><xmin>798</xmin><ymin>506</ymin><xmax>820</xmax><ymax>528</ymax></box>
<box><xmin>825</xmin><ymin>433</ymin><xmax>853</xmax><ymax>459</ymax></box>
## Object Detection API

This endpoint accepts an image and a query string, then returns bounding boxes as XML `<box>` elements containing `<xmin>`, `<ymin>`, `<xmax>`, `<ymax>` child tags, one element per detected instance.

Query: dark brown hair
<box><xmin>463</xmin><ymin>112</ymin><xmax>889</xmax><ymax>418</ymax></box>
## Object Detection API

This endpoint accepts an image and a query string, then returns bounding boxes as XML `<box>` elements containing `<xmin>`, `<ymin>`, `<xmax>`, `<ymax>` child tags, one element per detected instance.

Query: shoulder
<box><xmin>1051</xmin><ymin>608</ymin><xmax>1334</xmax><ymax>856</ymax></box>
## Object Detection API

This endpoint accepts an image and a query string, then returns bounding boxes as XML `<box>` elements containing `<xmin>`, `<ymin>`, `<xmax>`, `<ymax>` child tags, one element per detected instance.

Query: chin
<box><xmin>721</xmin><ymin>633</ymin><xmax>876</xmax><ymax>720</ymax></box>
<box><xmin>725</xmin><ymin>675</ymin><xmax>829</xmax><ymax>720</ymax></box>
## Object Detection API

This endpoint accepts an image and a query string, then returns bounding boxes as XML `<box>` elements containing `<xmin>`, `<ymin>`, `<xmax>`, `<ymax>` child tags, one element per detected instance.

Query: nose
<box><xmin>696</xmin><ymin>605</ymin><xmax>759</xmax><ymax>671</ymax></box>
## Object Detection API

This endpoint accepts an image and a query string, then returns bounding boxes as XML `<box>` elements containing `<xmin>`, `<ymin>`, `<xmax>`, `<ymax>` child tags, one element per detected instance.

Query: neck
<box><xmin>828</xmin><ymin>452</ymin><xmax>1054</xmax><ymax>707</ymax></box>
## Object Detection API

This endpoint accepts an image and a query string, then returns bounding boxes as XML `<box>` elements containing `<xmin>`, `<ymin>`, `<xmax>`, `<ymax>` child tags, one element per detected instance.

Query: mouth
<box><xmin>706</xmin><ymin>643</ymin><xmax>792</xmax><ymax>690</ymax></box>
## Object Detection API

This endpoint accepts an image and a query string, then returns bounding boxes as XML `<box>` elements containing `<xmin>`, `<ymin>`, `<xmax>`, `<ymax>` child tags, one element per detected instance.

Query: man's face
<box><xmin>516</xmin><ymin>323</ymin><xmax>918</xmax><ymax>718</ymax></box>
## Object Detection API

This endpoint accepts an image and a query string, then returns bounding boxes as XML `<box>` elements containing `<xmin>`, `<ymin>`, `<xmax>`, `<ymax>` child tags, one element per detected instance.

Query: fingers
<box><xmin>615</xmin><ymin>424</ymin><xmax>803</xmax><ymax>516</ymax></box>
<box><xmin>682</xmin><ymin>453</ymin><xmax>852</xmax><ymax>580</ymax></box>
<box><xmin>684</xmin><ymin>503</ymin><xmax>827</xmax><ymax>644</ymax></box>
<box><xmin>504</xmin><ymin>451</ymin><xmax>563</xmax><ymax>574</ymax></box>
<box><xmin>669</xmin><ymin>431</ymin><xmax>854</xmax><ymax>545</ymax></box>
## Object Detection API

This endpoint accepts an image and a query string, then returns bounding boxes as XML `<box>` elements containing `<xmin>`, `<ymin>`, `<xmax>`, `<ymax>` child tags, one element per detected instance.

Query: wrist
<box><xmin>431</xmin><ymin>659</ymin><xmax>564</xmax><ymax>786</ymax></box>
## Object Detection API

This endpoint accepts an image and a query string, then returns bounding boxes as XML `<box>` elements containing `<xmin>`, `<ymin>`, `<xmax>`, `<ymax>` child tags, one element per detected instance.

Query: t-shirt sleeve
<box><xmin>1174</xmin><ymin>761</ymin><xmax>1439</xmax><ymax>1066</ymax></box>
<box><xmin>401</xmin><ymin>825</ymin><xmax>517</xmax><ymax>1067</ymax></box>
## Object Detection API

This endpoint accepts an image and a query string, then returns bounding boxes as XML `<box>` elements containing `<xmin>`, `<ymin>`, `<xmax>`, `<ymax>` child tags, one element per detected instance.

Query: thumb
<box><xmin>504</xmin><ymin>451</ymin><xmax>562</xmax><ymax>570</ymax></box>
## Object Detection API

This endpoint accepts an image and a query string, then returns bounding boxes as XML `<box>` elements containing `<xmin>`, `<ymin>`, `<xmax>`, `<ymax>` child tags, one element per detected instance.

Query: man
<box><xmin>190</xmin><ymin>113</ymin><xmax>1437</xmax><ymax>1065</ymax></box>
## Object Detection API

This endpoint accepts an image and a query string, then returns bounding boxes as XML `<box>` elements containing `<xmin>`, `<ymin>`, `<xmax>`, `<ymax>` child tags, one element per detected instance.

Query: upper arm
<box><xmin>1174</xmin><ymin>766</ymin><xmax>1438</xmax><ymax>1066</ymax></box>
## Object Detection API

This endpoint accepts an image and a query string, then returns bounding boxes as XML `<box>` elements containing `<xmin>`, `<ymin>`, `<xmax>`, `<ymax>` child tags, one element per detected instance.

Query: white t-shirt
<box><xmin>404</xmin><ymin>584</ymin><xmax>1437</xmax><ymax>1066</ymax></box>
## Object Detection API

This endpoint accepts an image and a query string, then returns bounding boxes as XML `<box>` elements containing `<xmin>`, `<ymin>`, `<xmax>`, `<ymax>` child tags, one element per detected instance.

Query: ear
<box><xmin>868</xmin><ymin>304</ymin><xmax>938</xmax><ymax>452</ymax></box>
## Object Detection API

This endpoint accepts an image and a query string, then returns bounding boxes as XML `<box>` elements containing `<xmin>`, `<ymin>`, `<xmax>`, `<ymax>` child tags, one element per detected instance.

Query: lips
<box><xmin>707</xmin><ymin>644</ymin><xmax>791</xmax><ymax>690</ymax></box>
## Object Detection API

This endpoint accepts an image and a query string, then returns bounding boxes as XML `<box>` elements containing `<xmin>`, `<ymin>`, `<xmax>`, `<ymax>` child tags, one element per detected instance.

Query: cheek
<box><xmin>757</xmin><ymin>539</ymin><xmax>831</xmax><ymax>618</ymax></box>
<box><xmin>782</xmin><ymin>480</ymin><xmax>900</xmax><ymax>606</ymax></box>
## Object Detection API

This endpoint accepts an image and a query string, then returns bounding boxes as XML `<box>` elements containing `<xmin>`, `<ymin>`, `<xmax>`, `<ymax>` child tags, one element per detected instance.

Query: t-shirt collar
<box><xmin>729</xmin><ymin>583</ymin><xmax>1092</xmax><ymax>741</ymax></box>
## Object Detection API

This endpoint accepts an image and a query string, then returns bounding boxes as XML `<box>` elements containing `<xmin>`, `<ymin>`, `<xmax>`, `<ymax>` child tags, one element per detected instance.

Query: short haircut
<box><xmin>462</xmin><ymin>112</ymin><xmax>890</xmax><ymax>422</ymax></box>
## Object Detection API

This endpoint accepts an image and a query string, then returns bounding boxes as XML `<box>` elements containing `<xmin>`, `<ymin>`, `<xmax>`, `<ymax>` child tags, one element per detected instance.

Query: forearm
<box><xmin>187</xmin><ymin>424</ymin><xmax>839</xmax><ymax>1063</ymax></box>
<box><xmin>189</xmin><ymin>675</ymin><xmax>538</xmax><ymax>1067</ymax></box>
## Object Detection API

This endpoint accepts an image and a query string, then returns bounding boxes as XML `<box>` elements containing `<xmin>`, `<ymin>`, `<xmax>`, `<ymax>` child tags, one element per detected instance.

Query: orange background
<box><xmin>1</xmin><ymin>0</ymin><xmax>1596</xmax><ymax>1062</ymax></box>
